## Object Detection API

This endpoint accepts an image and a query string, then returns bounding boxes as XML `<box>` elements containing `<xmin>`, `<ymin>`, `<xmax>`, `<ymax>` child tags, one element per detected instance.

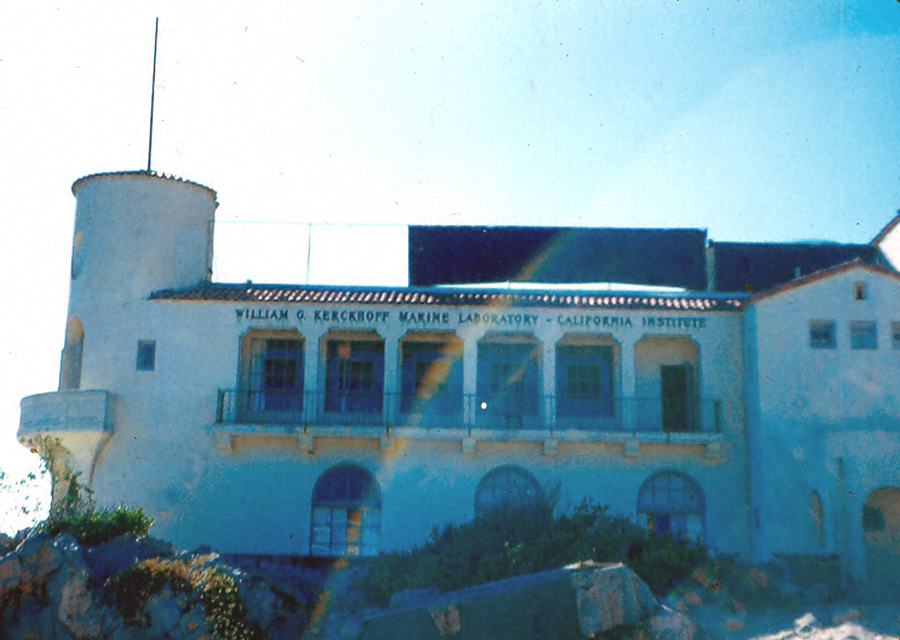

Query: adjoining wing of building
<box><xmin>18</xmin><ymin>170</ymin><xmax>900</xmax><ymax>590</ymax></box>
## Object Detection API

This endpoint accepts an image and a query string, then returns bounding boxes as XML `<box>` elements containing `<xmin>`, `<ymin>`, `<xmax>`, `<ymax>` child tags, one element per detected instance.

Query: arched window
<box><xmin>637</xmin><ymin>472</ymin><xmax>704</xmax><ymax>540</ymax></box>
<box><xmin>810</xmin><ymin>491</ymin><xmax>824</xmax><ymax>548</ymax></box>
<box><xmin>311</xmin><ymin>465</ymin><xmax>381</xmax><ymax>556</ymax></box>
<box><xmin>59</xmin><ymin>316</ymin><xmax>84</xmax><ymax>390</ymax></box>
<box><xmin>475</xmin><ymin>465</ymin><xmax>541</xmax><ymax>515</ymax></box>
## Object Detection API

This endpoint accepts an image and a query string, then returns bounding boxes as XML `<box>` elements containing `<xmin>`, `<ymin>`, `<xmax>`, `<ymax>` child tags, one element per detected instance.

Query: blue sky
<box><xmin>1</xmin><ymin>1</ymin><xmax>899</xmax><ymax>531</ymax></box>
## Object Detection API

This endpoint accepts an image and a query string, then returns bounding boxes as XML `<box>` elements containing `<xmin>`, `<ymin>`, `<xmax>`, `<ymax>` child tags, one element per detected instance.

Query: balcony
<box><xmin>18</xmin><ymin>390</ymin><xmax>112</xmax><ymax>474</ymax></box>
<box><xmin>215</xmin><ymin>389</ymin><xmax>721</xmax><ymax>435</ymax></box>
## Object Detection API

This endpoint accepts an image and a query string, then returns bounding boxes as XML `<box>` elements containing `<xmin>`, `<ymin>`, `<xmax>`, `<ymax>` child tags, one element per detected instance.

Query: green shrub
<box><xmin>360</xmin><ymin>499</ymin><xmax>709</xmax><ymax>606</ymax></box>
<box><xmin>107</xmin><ymin>555</ymin><xmax>266</xmax><ymax>640</ymax></box>
<box><xmin>39</xmin><ymin>505</ymin><xmax>153</xmax><ymax>546</ymax></box>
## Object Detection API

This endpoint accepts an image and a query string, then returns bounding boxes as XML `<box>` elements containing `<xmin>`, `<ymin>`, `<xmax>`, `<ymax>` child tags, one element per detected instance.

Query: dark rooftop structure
<box><xmin>408</xmin><ymin>225</ymin><xmax>891</xmax><ymax>294</ymax></box>
<box><xmin>710</xmin><ymin>241</ymin><xmax>885</xmax><ymax>293</ymax></box>
<box><xmin>408</xmin><ymin>226</ymin><xmax>709</xmax><ymax>289</ymax></box>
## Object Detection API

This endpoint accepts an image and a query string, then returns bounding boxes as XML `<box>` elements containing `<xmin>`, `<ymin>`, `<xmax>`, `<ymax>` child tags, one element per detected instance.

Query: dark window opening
<box><xmin>136</xmin><ymin>340</ymin><xmax>156</xmax><ymax>371</ymax></box>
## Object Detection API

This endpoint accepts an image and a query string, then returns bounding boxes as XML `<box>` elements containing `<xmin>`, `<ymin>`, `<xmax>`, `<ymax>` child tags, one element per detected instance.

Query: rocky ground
<box><xmin>681</xmin><ymin>603</ymin><xmax>900</xmax><ymax>639</ymax></box>
<box><xmin>1</xmin><ymin>528</ymin><xmax>897</xmax><ymax>639</ymax></box>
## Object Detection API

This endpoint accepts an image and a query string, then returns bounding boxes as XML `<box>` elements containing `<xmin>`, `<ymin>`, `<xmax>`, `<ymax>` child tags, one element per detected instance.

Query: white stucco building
<box><xmin>18</xmin><ymin>171</ymin><xmax>900</xmax><ymax>593</ymax></box>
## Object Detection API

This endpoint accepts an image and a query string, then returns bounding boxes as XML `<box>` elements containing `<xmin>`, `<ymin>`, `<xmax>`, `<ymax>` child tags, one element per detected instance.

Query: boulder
<box><xmin>357</xmin><ymin>561</ymin><xmax>664</xmax><ymax>640</ymax></box>
<box><xmin>83</xmin><ymin>534</ymin><xmax>166</xmax><ymax>581</ymax></box>
<box><xmin>389</xmin><ymin>586</ymin><xmax>441</xmax><ymax>608</ymax></box>
<box><xmin>0</xmin><ymin>532</ymin><xmax>14</xmax><ymax>555</ymax></box>
<box><xmin>567</xmin><ymin>561</ymin><xmax>658</xmax><ymax>635</ymax></box>
<box><xmin>649</xmin><ymin>606</ymin><xmax>698</xmax><ymax>640</ymax></box>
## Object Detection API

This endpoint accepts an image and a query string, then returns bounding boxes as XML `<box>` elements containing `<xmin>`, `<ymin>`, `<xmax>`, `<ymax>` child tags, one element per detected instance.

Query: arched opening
<box><xmin>59</xmin><ymin>316</ymin><xmax>84</xmax><ymax>390</ymax></box>
<box><xmin>475</xmin><ymin>465</ymin><xmax>542</xmax><ymax>515</ymax></box>
<box><xmin>862</xmin><ymin>487</ymin><xmax>900</xmax><ymax>598</ymax></box>
<box><xmin>637</xmin><ymin>471</ymin><xmax>705</xmax><ymax>541</ymax></box>
<box><xmin>311</xmin><ymin>464</ymin><xmax>381</xmax><ymax>557</ymax></box>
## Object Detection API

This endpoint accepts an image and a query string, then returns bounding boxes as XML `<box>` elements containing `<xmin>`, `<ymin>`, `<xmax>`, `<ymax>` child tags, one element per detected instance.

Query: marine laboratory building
<box><xmin>18</xmin><ymin>170</ymin><xmax>900</xmax><ymax>592</ymax></box>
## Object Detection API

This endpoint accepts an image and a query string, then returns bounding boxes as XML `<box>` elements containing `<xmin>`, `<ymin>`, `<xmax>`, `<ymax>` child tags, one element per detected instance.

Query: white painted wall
<box><xmin>746</xmin><ymin>266</ymin><xmax>900</xmax><ymax>582</ymax></box>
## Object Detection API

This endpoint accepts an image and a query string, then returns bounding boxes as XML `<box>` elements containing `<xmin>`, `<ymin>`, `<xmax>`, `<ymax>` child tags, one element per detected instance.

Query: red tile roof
<box><xmin>748</xmin><ymin>258</ymin><xmax>900</xmax><ymax>303</ymax></box>
<box><xmin>151</xmin><ymin>283</ymin><xmax>747</xmax><ymax>311</ymax></box>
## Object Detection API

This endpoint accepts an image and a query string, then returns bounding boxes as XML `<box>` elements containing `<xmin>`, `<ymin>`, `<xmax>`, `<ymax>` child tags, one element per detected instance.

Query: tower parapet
<box><xmin>69</xmin><ymin>170</ymin><xmax>217</xmax><ymax>307</ymax></box>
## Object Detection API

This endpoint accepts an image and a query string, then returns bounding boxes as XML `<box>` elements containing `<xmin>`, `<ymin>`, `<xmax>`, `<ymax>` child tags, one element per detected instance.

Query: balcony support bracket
<box><xmin>542</xmin><ymin>439</ymin><xmax>559</xmax><ymax>457</ymax></box>
<box><xmin>705</xmin><ymin>441</ymin><xmax>722</xmax><ymax>460</ymax></box>
<box><xmin>215</xmin><ymin>432</ymin><xmax>234</xmax><ymax>453</ymax></box>
<box><xmin>299</xmin><ymin>435</ymin><xmax>314</xmax><ymax>454</ymax></box>
<box><xmin>624</xmin><ymin>439</ymin><xmax>640</xmax><ymax>458</ymax></box>
<box><xmin>462</xmin><ymin>435</ymin><xmax>477</xmax><ymax>456</ymax></box>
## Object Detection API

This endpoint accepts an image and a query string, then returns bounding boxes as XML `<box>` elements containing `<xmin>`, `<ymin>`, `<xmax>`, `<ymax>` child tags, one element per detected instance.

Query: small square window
<box><xmin>809</xmin><ymin>321</ymin><xmax>836</xmax><ymax>349</ymax></box>
<box><xmin>893</xmin><ymin>322</ymin><xmax>900</xmax><ymax>350</ymax></box>
<box><xmin>854</xmin><ymin>282</ymin><xmax>867</xmax><ymax>301</ymax></box>
<box><xmin>136</xmin><ymin>340</ymin><xmax>156</xmax><ymax>371</ymax></box>
<box><xmin>850</xmin><ymin>322</ymin><xmax>877</xmax><ymax>350</ymax></box>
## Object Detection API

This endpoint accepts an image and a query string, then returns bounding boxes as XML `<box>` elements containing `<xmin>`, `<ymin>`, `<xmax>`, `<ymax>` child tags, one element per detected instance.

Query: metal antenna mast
<box><xmin>147</xmin><ymin>17</ymin><xmax>159</xmax><ymax>171</ymax></box>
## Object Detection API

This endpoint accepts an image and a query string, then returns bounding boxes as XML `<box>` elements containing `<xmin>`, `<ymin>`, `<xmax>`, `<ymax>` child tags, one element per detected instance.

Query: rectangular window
<box><xmin>892</xmin><ymin>322</ymin><xmax>900</xmax><ymax>350</ymax></box>
<box><xmin>476</xmin><ymin>342</ymin><xmax>540</xmax><ymax>423</ymax></box>
<box><xmin>252</xmin><ymin>338</ymin><xmax>304</xmax><ymax>415</ymax></box>
<box><xmin>136</xmin><ymin>340</ymin><xmax>156</xmax><ymax>371</ymax></box>
<box><xmin>850</xmin><ymin>321</ymin><xmax>877</xmax><ymax>350</ymax></box>
<box><xmin>325</xmin><ymin>340</ymin><xmax>384</xmax><ymax>414</ymax></box>
<box><xmin>555</xmin><ymin>345</ymin><xmax>614</xmax><ymax>419</ymax></box>
<box><xmin>399</xmin><ymin>342</ymin><xmax>463</xmax><ymax>418</ymax></box>
<box><xmin>809</xmin><ymin>321</ymin><xmax>836</xmax><ymax>349</ymax></box>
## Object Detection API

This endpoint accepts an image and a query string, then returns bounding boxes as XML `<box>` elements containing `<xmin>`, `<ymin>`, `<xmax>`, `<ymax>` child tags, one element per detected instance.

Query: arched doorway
<box><xmin>310</xmin><ymin>464</ymin><xmax>381</xmax><ymax>557</ymax></box>
<box><xmin>862</xmin><ymin>487</ymin><xmax>900</xmax><ymax>599</ymax></box>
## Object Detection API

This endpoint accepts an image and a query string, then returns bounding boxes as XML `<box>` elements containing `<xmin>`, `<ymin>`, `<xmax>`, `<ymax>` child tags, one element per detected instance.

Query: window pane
<box><xmin>850</xmin><ymin>321</ymin><xmax>877</xmax><ymax>350</ymax></box>
<box><xmin>809</xmin><ymin>321</ymin><xmax>836</xmax><ymax>349</ymax></box>
<box><xmin>136</xmin><ymin>340</ymin><xmax>156</xmax><ymax>371</ymax></box>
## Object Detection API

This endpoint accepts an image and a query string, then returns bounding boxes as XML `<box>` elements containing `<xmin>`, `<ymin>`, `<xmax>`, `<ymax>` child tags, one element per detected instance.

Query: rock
<box><xmin>16</xmin><ymin>532</ymin><xmax>71</xmax><ymax>581</ymax></box>
<box><xmin>832</xmin><ymin>608</ymin><xmax>865</xmax><ymax>626</ymax></box>
<box><xmin>339</xmin><ymin>614</ymin><xmax>365</xmax><ymax>639</ymax></box>
<box><xmin>721</xmin><ymin>617</ymin><xmax>745</xmax><ymax>632</ymax></box>
<box><xmin>138</xmin><ymin>535</ymin><xmax>175</xmax><ymax>558</ymax></box>
<box><xmin>793</xmin><ymin>612</ymin><xmax>820</xmax><ymax>634</ymax></box>
<box><xmin>389</xmin><ymin>586</ymin><xmax>440</xmax><ymax>608</ymax></box>
<box><xmin>568</xmin><ymin>561</ymin><xmax>658</xmax><ymax>636</ymax></box>
<box><xmin>241</xmin><ymin>577</ymin><xmax>278</xmax><ymax>628</ymax></box>
<box><xmin>649</xmin><ymin>605</ymin><xmax>697</xmax><ymax>640</ymax></box>
<box><xmin>0</xmin><ymin>532</ymin><xmax>14</xmax><ymax>555</ymax></box>
<box><xmin>144</xmin><ymin>587</ymin><xmax>189</xmax><ymax>635</ymax></box>
<box><xmin>682</xmin><ymin>590</ymin><xmax>703</xmax><ymax>606</ymax></box>
<box><xmin>83</xmin><ymin>535</ymin><xmax>151</xmax><ymax>581</ymax></box>
<box><xmin>357</xmin><ymin>562</ymin><xmax>661</xmax><ymax>640</ymax></box>
<box><xmin>0</xmin><ymin>550</ymin><xmax>23</xmax><ymax>591</ymax></box>
<box><xmin>54</xmin><ymin>565</ymin><xmax>103</xmax><ymax>638</ymax></box>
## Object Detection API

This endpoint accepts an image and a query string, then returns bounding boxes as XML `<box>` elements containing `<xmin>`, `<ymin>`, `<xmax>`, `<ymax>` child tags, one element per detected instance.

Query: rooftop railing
<box><xmin>216</xmin><ymin>389</ymin><xmax>721</xmax><ymax>434</ymax></box>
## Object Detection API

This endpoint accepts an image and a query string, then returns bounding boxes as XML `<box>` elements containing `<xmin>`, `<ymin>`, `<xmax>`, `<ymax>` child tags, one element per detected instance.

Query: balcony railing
<box><xmin>216</xmin><ymin>389</ymin><xmax>721</xmax><ymax>434</ymax></box>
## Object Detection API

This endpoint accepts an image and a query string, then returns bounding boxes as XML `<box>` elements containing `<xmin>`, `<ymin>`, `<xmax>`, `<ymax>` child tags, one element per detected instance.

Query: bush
<box><xmin>107</xmin><ymin>555</ymin><xmax>266</xmax><ymax>640</ymax></box>
<box><xmin>39</xmin><ymin>505</ymin><xmax>153</xmax><ymax>546</ymax></box>
<box><xmin>360</xmin><ymin>499</ymin><xmax>709</xmax><ymax>606</ymax></box>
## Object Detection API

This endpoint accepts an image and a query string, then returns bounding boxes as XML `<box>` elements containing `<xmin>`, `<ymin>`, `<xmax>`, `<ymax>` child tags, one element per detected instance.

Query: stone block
<box><xmin>358</xmin><ymin>562</ymin><xmax>659</xmax><ymax>640</ymax></box>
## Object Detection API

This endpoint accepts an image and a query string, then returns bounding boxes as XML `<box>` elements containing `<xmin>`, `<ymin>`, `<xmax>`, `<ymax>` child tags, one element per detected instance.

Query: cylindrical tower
<box><xmin>69</xmin><ymin>170</ymin><xmax>218</xmax><ymax>307</ymax></box>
